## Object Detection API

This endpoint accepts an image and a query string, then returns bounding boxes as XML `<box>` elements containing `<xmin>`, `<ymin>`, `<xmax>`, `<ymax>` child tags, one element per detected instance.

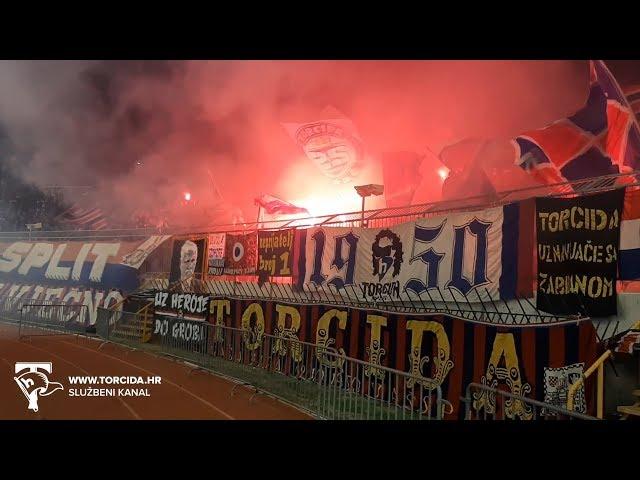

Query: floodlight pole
<box><xmin>355</xmin><ymin>184</ymin><xmax>384</xmax><ymax>228</ymax></box>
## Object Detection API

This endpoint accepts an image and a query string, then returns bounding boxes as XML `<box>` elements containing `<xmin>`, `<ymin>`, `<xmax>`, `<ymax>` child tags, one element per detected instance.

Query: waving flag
<box><xmin>254</xmin><ymin>194</ymin><xmax>308</xmax><ymax>216</ymax></box>
<box><xmin>56</xmin><ymin>204</ymin><xmax>108</xmax><ymax>230</ymax></box>
<box><xmin>516</xmin><ymin>60</ymin><xmax>640</xmax><ymax>190</ymax></box>
<box><xmin>614</xmin><ymin>329</ymin><xmax>640</xmax><ymax>354</ymax></box>
<box><xmin>626</xmin><ymin>85</ymin><xmax>640</xmax><ymax>119</ymax></box>
<box><xmin>354</xmin><ymin>184</ymin><xmax>384</xmax><ymax>197</ymax></box>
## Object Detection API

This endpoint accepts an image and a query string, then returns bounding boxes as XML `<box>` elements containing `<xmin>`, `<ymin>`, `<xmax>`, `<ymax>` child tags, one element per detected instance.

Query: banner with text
<box><xmin>207</xmin><ymin>233</ymin><xmax>226</xmax><ymax>276</ymax></box>
<box><xmin>153</xmin><ymin>314</ymin><xmax>209</xmax><ymax>346</ymax></box>
<box><xmin>295</xmin><ymin>204</ymin><xmax>524</xmax><ymax>303</ymax></box>
<box><xmin>207</xmin><ymin>298</ymin><xmax>598</xmax><ymax>419</ymax></box>
<box><xmin>257</xmin><ymin>229</ymin><xmax>295</xmax><ymax>280</ymax></box>
<box><xmin>0</xmin><ymin>236</ymin><xmax>170</xmax><ymax>292</ymax></box>
<box><xmin>153</xmin><ymin>291</ymin><xmax>210</xmax><ymax>320</ymax></box>
<box><xmin>0</xmin><ymin>281</ymin><xmax>124</xmax><ymax>326</ymax></box>
<box><xmin>536</xmin><ymin>189</ymin><xmax>625</xmax><ymax>317</ymax></box>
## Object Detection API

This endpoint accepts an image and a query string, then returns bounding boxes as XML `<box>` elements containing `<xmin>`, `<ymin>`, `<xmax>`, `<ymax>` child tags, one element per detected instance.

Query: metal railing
<box><xmin>237</xmin><ymin>282</ymin><xmax>581</xmax><ymax>326</ymax></box>
<box><xmin>567</xmin><ymin>350</ymin><xmax>612</xmax><ymax>419</ymax></box>
<box><xmin>133</xmin><ymin>280</ymin><xmax>587</xmax><ymax>328</ymax></box>
<box><xmin>0</xmin><ymin>295</ymin><xmax>91</xmax><ymax>333</ymax></box>
<box><xmin>96</xmin><ymin>310</ymin><xmax>447</xmax><ymax>420</ymax></box>
<box><xmin>18</xmin><ymin>302</ymin><xmax>88</xmax><ymax>337</ymax></box>
<box><xmin>3</xmin><ymin>301</ymin><xmax>599</xmax><ymax>421</ymax></box>
<box><xmin>95</xmin><ymin>308</ymin><xmax>147</xmax><ymax>345</ymax></box>
<box><xmin>2</xmin><ymin>171</ymin><xmax>638</xmax><ymax>241</ymax></box>
<box><xmin>463</xmin><ymin>382</ymin><xmax>597</xmax><ymax>420</ymax></box>
<box><xmin>0</xmin><ymin>294</ymin><xmax>28</xmax><ymax>322</ymax></box>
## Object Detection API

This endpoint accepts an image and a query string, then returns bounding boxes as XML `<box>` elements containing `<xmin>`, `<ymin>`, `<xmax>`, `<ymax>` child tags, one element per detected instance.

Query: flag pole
<box><xmin>256</xmin><ymin>205</ymin><xmax>262</xmax><ymax>229</ymax></box>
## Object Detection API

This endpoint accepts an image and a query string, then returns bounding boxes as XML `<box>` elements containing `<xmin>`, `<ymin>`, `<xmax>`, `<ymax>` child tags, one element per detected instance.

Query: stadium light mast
<box><xmin>354</xmin><ymin>184</ymin><xmax>384</xmax><ymax>228</ymax></box>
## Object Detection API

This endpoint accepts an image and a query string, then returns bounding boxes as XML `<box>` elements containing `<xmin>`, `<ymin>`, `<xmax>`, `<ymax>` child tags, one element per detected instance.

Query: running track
<box><xmin>0</xmin><ymin>323</ymin><xmax>311</xmax><ymax>420</ymax></box>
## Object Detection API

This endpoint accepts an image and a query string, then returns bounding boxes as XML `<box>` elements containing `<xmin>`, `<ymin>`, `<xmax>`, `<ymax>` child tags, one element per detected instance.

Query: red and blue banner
<box><xmin>516</xmin><ymin>60</ymin><xmax>640</xmax><ymax>189</ymax></box>
<box><xmin>620</xmin><ymin>187</ymin><xmax>640</xmax><ymax>280</ymax></box>
<box><xmin>0</xmin><ymin>236</ymin><xmax>169</xmax><ymax>292</ymax></box>
<box><xmin>208</xmin><ymin>297</ymin><xmax>599</xmax><ymax>419</ymax></box>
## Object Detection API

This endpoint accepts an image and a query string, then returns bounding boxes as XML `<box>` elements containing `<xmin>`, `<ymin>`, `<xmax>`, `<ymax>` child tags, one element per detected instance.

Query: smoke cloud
<box><xmin>0</xmin><ymin>60</ymin><xmax>589</xmax><ymax>226</ymax></box>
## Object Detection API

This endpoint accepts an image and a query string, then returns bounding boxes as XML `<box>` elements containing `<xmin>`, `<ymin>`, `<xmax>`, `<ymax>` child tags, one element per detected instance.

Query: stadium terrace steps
<box><xmin>110</xmin><ymin>316</ymin><xmax>153</xmax><ymax>343</ymax></box>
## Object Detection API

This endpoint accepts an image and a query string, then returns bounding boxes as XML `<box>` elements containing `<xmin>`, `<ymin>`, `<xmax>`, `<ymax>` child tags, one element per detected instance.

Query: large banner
<box><xmin>0</xmin><ymin>282</ymin><xmax>124</xmax><ymax>326</ymax></box>
<box><xmin>223</xmin><ymin>233</ymin><xmax>258</xmax><ymax>275</ymax></box>
<box><xmin>295</xmin><ymin>203</ymin><xmax>526</xmax><ymax>303</ymax></box>
<box><xmin>0</xmin><ymin>236</ymin><xmax>170</xmax><ymax>292</ymax></box>
<box><xmin>169</xmin><ymin>238</ymin><xmax>206</xmax><ymax>288</ymax></box>
<box><xmin>207</xmin><ymin>233</ymin><xmax>226</xmax><ymax>276</ymax></box>
<box><xmin>208</xmin><ymin>298</ymin><xmax>599</xmax><ymax>419</ymax></box>
<box><xmin>536</xmin><ymin>189</ymin><xmax>625</xmax><ymax>317</ymax></box>
<box><xmin>257</xmin><ymin>229</ymin><xmax>295</xmax><ymax>280</ymax></box>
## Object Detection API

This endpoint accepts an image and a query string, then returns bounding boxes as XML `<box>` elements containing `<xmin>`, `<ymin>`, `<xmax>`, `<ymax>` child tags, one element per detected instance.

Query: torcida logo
<box><xmin>371</xmin><ymin>229</ymin><xmax>404</xmax><ymax>281</ymax></box>
<box><xmin>14</xmin><ymin>362</ymin><xmax>63</xmax><ymax>412</ymax></box>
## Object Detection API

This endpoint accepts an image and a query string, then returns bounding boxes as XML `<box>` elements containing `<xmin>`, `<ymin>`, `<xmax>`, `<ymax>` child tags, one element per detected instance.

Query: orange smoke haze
<box><xmin>0</xmin><ymin>60</ymin><xmax>589</xmax><ymax>227</ymax></box>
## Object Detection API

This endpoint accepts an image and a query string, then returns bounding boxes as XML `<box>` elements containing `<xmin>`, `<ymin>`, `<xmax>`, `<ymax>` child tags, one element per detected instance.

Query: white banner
<box><xmin>402</xmin><ymin>206</ymin><xmax>506</xmax><ymax>302</ymax></box>
<box><xmin>296</xmin><ymin>204</ymin><xmax>520</xmax><ymax>303</ymax></box>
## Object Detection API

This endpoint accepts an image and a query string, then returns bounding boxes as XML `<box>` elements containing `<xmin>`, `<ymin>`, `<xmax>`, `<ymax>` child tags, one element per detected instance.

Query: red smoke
<box><xmin>0</xmin><ymin>60</ymin><xmax>592</xmax><ymax>226</ymax></box>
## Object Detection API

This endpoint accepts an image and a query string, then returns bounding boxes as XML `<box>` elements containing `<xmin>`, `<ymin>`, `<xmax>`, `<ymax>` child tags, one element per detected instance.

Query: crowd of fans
<box><xmin>0</xmin><ymin>155</ymin><xmax>242</xmax><ymax>233</ymax></box>
<box><xmin>0</xmin><ymin>164</ymin><xmax>68</xmax><ymax>232</ymax></box>
<box><xmin>1</xmin><ymin>152</ymin><xmax>160</xmax><ymax>232</ymax></box>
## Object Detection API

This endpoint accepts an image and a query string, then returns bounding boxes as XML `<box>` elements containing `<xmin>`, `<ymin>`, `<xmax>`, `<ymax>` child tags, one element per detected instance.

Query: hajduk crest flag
<box><xmin>254</xmin><ymin>194</ymin><xmax>308</xmax><ymax>216</ymax></box>
<box><xmin>223</xmin><ymin>233</ymin><xmax>258</xmax><ymax>275</ymax></box>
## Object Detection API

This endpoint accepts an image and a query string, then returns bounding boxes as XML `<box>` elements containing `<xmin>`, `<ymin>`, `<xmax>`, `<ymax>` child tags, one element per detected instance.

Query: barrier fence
<box><xmin>96</xmin><ymin>308</ymin><xmax>447</xmax><ymax>420</ymax></box>
<box><xmin>0</xmin><ymin>294</ymin><xmax>25</xmax><ymax>322</ymax></box>
<box><xmin>137</xmin><ymin>277</ymin><xmax>584</xmax><ymax>328</ymax></box>
<box><xmin>0</xmin><ymin>298</ymin><xmax>598</xmax><ymax>420</ymax></box>
<box><xmin>18</xmin><ymin>302</ymin><xmax>88</xmax><ymax>338</ymax></box>
<box><xmin>0</xmin><ymin>295</ymin><xmax>88</xmax><ymax>333</ymax></box>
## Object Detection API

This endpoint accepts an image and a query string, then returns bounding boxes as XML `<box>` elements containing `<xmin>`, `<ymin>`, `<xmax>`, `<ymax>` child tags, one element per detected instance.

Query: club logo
<box><xmin>372</xmin><ymin>230</ymin><xmax>403</xmax><ymax>281</ymax></box>
<box><xmin>232</xmin><ymin>242</ymin><xmax>245</xmax><ymax>262</ymax></box>
<box><xmin>14</xmin><ymin>362</ymin><xmax>63</xmax><ymax>412</ymax></box>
